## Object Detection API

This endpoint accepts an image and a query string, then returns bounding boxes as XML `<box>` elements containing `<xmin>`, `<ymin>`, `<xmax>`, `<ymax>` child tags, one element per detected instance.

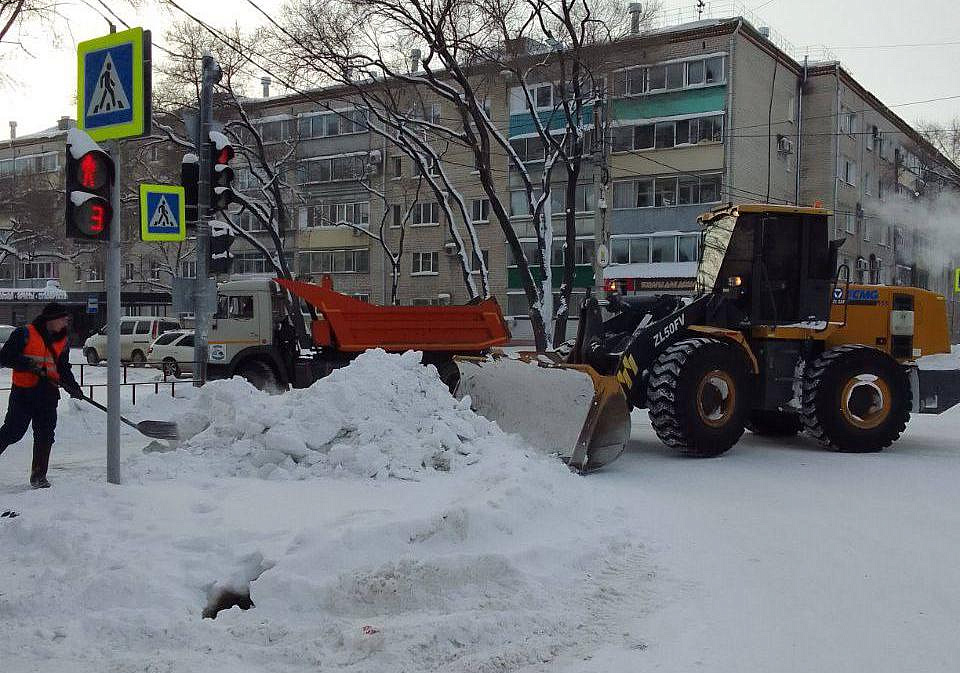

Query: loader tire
<box><xmin>647</xmin><ymin>337</ymin><xmax>752</xmax><ymax>458</ymax></box>
<box><xmin>799</xmin><ymin>345</ymin><xmax>910</xmax><ymax>453</ymax></box>
<box><xmin>746</xmin><ymin>410</ymin><xmax>802</xmax><ymax>437</ymax></box>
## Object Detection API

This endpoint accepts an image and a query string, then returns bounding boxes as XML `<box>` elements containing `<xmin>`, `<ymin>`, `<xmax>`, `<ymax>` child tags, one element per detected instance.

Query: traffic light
<box><xmin>209</xmin><ymin>221</ymin><xmax>235</xmax><ymax>275</ymax></box>
<box><xmin>208</xmin><ymin>131</ymin><xmax>235</xmax><ymax>214</ymax></box>
<box><xmin>65</xmin><ymin>128</ymin><xmax>114</xmax><ymax>241</ymax></box>
<box><xmin>181</xmin><ymin>153</ymin><xmax>199</xmax><ymax>223</ymax></box>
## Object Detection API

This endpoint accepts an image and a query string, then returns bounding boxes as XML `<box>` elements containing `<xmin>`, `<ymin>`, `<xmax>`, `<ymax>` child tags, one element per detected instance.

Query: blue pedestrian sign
<box><xmin>87</xmin><ymin>295</ymin><xmax>99</xmax><ymax>314</ymax></box>
<box><xmin>77</xmin><ymin>27</ymin><xmax>151</xmax><ymax>142</ymax></box>
<box><xmin>140</xmin><ymin>184</ymin><xmax>186</xmax><ymax>242</ymax></box>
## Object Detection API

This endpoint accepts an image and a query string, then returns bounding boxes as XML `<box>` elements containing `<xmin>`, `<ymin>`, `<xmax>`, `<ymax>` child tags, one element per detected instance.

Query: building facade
<box><xmin>2</xmin><ymin>13</ymin><xmax>958</xmax><ymax>339</ymax></box>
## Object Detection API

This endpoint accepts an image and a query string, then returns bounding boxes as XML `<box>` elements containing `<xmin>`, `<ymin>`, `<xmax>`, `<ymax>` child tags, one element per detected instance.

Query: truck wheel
<box><xmin>237</xmin><ymin>360</ymin><xmax>280</xmax><ymax>393</ymax></box>
<box><xmin>800</xmin><ymin>345</ymin><xmax>910</xmax><ymax>452</ymax></box>
<box><xmin>746</xmin><ymin>410</ymin><xmax>802</xmax><ymax>436</ymax></box>
<box><xmin>85</xmin><ymin>348</ymin><xmax>100</xmax><ymax>366</ymax></box>
<box><xmin>647</xmin><ymin>337</ymin><xmax>752</xmax><ymax>458</ymax></box>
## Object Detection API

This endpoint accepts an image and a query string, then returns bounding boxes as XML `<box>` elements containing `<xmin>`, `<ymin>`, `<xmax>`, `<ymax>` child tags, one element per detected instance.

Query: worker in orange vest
<box><xmin>0</xmin><ymin>302</ymin><xmax>83</xmax><ymax>488</ymax></box>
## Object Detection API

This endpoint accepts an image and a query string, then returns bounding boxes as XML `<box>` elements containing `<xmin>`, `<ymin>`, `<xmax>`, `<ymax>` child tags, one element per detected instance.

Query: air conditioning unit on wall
<box><xmin>443</xmin><ymin>241</ymin><xmax>457</xmax><ymax>256</ymax></box>
<box><xmin>777</xmin><ymin>135</ymin><xmax>793</xmax><ymax>154</ymax></box>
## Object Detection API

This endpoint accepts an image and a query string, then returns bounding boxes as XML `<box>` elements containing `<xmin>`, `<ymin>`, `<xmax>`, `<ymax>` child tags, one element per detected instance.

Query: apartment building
<box><xmin>3</xmin><ymin>12</ymin><xmax>958</xmax><ymax>339</ymax></box>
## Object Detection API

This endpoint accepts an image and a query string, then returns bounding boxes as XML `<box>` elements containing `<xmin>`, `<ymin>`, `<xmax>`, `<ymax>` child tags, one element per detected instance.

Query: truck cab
<box><xmin>208</xmin><ymin>279</ymin><xmax>293</xmax><ymax>389</ymax></box>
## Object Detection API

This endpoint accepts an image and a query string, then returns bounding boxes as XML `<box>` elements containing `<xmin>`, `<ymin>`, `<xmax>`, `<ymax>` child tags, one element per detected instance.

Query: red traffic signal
<box><xmin>65</xmin><ymin>129</ymin><xmax>114</xmax><ymax>241</ymax></box>
<box><xmin>208</xmin><ymin>131</ymin><xmax>235</xmax><ymax>214</ymax></box>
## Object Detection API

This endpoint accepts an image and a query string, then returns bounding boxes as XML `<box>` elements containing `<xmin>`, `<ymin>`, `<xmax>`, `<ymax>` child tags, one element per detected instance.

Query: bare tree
<box><xmin>269</xmin><ymin>0</ymin><xmax>657</xmax><ymax>349</ymax></box>
<box><xmin>919</xmin><ymin>118</ymin><xmax>960</xmax><ymax>168</ymax></box>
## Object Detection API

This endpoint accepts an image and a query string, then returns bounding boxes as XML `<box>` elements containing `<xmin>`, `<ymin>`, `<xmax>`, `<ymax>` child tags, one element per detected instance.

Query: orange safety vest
<box><xmin>11</xmin><ymin>325</ymin><xmax>67</xmax><ymax>388</ymax></box>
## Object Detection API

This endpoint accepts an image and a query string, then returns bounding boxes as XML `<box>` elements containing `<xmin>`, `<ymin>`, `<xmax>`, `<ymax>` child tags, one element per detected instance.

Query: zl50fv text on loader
<box><xmin>456</xmin><ymin>204</ymin><xmax>960</xmax><ymax>470</ymax></box>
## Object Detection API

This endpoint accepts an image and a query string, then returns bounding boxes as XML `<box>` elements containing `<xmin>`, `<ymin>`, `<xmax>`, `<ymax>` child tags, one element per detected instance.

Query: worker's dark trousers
<box><xmin>0</xmin><ymin>386</ymin><xmax>58</xmax><ymax>482</ymax></box>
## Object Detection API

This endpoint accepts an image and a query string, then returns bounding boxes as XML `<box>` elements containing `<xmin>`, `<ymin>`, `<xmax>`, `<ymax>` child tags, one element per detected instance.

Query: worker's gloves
<box><xmin>62</xmin><ymin>382</ymin><xmax>84</xmax><ymax>400</ymax></box>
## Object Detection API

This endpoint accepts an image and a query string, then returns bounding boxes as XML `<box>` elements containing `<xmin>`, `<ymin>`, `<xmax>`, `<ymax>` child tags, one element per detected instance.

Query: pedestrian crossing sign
<box><xmin>140</xmin><ymin>184</ymin><xmax>186</xmax><ymax>242</ymax></box>
<box><xmin>77</xmin><ymin>27</ymin><xmax>151</xmax><ymax>141</ymax></box>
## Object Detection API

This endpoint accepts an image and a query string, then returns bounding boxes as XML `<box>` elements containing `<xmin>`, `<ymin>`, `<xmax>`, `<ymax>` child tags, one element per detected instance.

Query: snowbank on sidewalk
<box><xmin>1</xmin><ymin>350</ymin><xmax>642</xmax><ymax>673</ymax></box>
<box><xmin>130</xmin><ymin>349</ymin><xmax>534</xmax><ymax>481</ymax></box>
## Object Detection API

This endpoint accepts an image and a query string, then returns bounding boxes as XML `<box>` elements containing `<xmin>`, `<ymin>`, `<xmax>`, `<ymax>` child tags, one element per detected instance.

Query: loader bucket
<box><xmin>453</xmin><ymin>354</ymin><xmax>631</xmax><ymax>472</ymax></box>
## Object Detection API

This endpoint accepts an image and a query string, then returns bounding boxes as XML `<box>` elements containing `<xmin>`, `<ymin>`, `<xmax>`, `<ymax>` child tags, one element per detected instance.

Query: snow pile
<box><xmin>1</xmin><ymin>351</ymin><xmax>644</xmax><ymax>673</ymax></box>
<box><xmin>131</xmin><ymin>349</ymin><xmax>532</xmax><ymax>481</ymax></box>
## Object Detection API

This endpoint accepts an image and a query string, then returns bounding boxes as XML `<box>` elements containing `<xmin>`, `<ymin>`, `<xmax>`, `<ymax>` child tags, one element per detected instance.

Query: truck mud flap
<box><xmin>916</xmin><ymin>368</ymin><xmax>960</xmax><ymax>414</ymax></box>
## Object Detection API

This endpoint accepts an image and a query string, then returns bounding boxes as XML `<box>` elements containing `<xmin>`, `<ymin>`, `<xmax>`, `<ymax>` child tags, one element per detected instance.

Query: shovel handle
<box><xmin>79</xmin><ymin>393</ymin><xmax>144</xmax><ymax>432</ymax></box>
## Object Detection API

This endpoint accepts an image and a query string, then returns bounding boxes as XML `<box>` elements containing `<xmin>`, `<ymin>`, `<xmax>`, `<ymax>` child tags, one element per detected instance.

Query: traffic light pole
<box><xmin>193</xmin><ymin>52</ymin><xmax>217</xmax><ymax>387</ymax></box>
<box><xmin>106</xmin><ymin>139</ymin><xmax>122</xmax><ymax>484</ymax></box>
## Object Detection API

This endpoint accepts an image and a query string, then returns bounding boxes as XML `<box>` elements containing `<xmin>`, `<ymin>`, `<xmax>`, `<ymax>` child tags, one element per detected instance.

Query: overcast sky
<box><xmin>1</xmin><ymin>0</ymin><xmax>958</xmax><ymax>138</ymax></box>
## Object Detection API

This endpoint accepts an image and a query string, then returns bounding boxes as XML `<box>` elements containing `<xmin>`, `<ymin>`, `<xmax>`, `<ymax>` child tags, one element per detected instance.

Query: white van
<box><xmin>83</xmin><ymin>317</ymin><xmax>181</xmax><ymax>365</ymax></box>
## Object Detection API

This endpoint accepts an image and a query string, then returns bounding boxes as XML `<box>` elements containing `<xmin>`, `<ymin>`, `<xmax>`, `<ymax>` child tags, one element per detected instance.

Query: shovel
<box><xmin>78</xmin><ymin>393</ymin><xmax>180</xmax><ymax>441</ymax></box>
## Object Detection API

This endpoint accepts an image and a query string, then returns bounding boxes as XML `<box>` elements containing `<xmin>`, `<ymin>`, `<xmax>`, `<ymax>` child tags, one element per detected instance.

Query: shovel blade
<box><xmin>135</xmin><ymin>420</ymin><xmax>180</xmax><ymax>440</ymax></box>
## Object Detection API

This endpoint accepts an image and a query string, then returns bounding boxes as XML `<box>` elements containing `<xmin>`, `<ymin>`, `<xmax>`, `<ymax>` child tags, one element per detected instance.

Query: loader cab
<box><xmin>697</xmin><ymin>205</ymin><xmax>839</xmax><ymax>327</ymax></box>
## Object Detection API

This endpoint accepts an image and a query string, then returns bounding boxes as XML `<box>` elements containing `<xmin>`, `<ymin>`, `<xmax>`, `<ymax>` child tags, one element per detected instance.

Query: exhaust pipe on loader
<box><xmin>453</xmin><ymin>354</ymin><xmax>631</xmax><ymax>472</ymax></box>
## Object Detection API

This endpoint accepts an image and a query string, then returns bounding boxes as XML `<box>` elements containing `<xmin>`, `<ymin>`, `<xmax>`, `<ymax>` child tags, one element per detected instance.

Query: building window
<box><xmin>534</xmin><ymin>84</ymin><xmax>553</xmax><ymax>109</ymax></box>
<box><xmin>8</xmin><ymin>152</ymin><xmax>58</xmax><ymax>176</ymax></box>
<box><xmin>258</xmin><ymin>118</ymin><xmax>293</xmax><ymax>142</ymax></box>
<box><xmin>471</xmin><ymin>249</ymin><xmax>489</xmax><ymax>273</ymax></box>
<box><xmin>412</xmin><ymin>251</ymin><xmax>439</xmax><ymax>275</ymax></box>
<box><xmin>180</xmin><ymin>260</ymin><xmax>197</xmax><ymax>278</ymax></box>
<box><xmin>471</xmin><ymin>198</ymin><xmax>490</xmax><ymax>223</ymax></box>
<box><xmin>508</xmin><ymin>239</ymin><xmax>594</xmax><ymax>267</ymax></box>
<box><xmin>412</xmin><ymin>202</ymin><xmax>440</xmax><ymax>226</ymax></box>
<box><xmin>301</xmin><ymin>153</ymin><xmax>367</xmax><ymax>184</ymax></box>
<box><xmin>298</xmin><ymin>248</ymin><xmax>369</xmax><ymax>275</ymax></box>
<box><xmin>86</xmin><ymin>264</ymin><xmax>103</xmax><ymax>282</ymax></box>
<box><xmin>840</xmin><ymin>157</ymin><xmax>858</xmax><ymax>186</ymax></box>
<box><xmin>509</xmin><ymin>136</ymin><xmax>546</xmax><ymax>163</ymax></box>
<box><xmin>612</xmin><ymin>114</ymin><xmax>723</xmax><ymax>152</ymax></box>
<box><xmin>844</xmin><ymin>213</ymin><xmax>856</xmax><ymax>235</ymax></box>
<box><xmin>613</xmin><ymin>174</ymin><xmax>720</xmax><ymax>209</ymax></box>
<box><xmin>866</xmin><ymin>125</ymin><xmax>878</xmax><ymax>151</ymax></box>
<box><xmin>303</xmin><ymin>201</ymin><xmax>370</xmax><ymax>228</ymax></box>
<box><xmin>611</xmin><ymin>233</ymin><xmax>699</xmax><ymax>265</ymax></box>
<box><xmin>618</xmin><ymin>55</ymin><xmax>725</xmax><ymax>97</ymax></box>
<box><xmin>19</xmin><ymin>261</ymin><xmax>59</xmax><ymax>279</ymax></box>
<box><xmin>413</xmin><ymin>156</ymin><xmax>442</xmax><ymax>177</ymax></box>
<box><xmin>391</xmin><ymin>156</ymin><xmax>402</xmax><ymax>178</ymax></box>
<box><xmin>124</xmin><ymin>263</ymin><xmax>136</xmax><ymax>280</ymax></box>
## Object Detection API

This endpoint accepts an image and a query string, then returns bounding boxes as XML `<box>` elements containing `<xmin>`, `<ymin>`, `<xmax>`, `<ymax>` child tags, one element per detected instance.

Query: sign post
<box><xmin>77</xmin><ymin>26</ymin><xmax>151</xmax><ymax>485</ymax></box>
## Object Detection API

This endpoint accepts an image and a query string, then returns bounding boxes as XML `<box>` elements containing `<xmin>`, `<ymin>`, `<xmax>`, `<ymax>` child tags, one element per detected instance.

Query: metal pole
<box><xmin>106</xmin><ymin>138</ymin><xmax>121</xmax><ymax>484</ymax></box>
<box><xmin>593</xmin><ymin>88</ymin><xmax>610</xmax><ymax>296</ymax></box>
<box><xmin>193</xmin><ymin>52</ymin><xmax>216</xmax><ymax>387</ymax></box>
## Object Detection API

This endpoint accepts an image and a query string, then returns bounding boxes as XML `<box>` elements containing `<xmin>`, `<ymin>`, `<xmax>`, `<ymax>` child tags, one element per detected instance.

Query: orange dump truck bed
<box><xmin>276</xmin><ymin>277</ymin><xmax>511</xmax><ymax>352</ymax></box>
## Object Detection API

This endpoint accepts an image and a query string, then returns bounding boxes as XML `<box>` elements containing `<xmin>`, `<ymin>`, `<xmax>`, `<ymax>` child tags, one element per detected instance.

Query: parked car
<box><xmin>83</xmin><ymin>317</ymin><xmax>181</xmax><ymax>365</ymax></box>
<box><xmin>0</xmin><ymin>324</ymin><xmax>16</xmax><ymax>347</ymax></box>
<box><xmin>146</xmin><ymin>329</ymin><xmax>194</xmax><ymax>377</ymax></box>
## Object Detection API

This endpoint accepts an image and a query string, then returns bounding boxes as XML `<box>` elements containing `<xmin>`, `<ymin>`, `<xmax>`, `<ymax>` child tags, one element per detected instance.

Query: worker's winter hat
<box><xmin>38</xmin><ymin>302</ymin><xmax>70</xmax><ymax>321</ymax></box>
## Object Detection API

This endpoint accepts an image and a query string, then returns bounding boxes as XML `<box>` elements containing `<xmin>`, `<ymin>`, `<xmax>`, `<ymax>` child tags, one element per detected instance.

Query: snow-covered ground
<box><xmin>2</xmin><ymin>349</ymin><xmax>960</xmax><ymax>672</ymax></box>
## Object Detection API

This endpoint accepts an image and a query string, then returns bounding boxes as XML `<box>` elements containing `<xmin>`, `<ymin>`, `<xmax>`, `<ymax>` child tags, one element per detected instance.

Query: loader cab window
<box><xmin>750</xmin><ymin>213</ymin><xmax>833</xmax><ymax>325</ymax></box>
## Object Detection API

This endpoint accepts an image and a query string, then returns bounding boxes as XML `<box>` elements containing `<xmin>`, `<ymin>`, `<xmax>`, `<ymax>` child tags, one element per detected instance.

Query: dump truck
<box><xmin>456</xmin><ymin>204</ymin><xmax>960</xmax><ymax>471</ymax></box>
<box><xmin>206</xmin><ymin>276</ymin><xmax>510</xmax><ymax>390</ymax></box>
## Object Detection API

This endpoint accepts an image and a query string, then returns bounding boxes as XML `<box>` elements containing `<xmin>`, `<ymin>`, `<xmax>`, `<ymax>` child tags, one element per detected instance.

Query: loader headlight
<box><xmin>727</xmin><ymin>275</ymin><xmax>743</xmax><ymax>288</ymax></box>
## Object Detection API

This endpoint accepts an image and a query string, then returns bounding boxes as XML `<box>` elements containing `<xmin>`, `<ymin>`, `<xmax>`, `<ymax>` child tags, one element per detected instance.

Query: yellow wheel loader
<box><xmin>456</xmin><ymin>204</ymin><xmax>960</xmax><ymax>471</ymax></box>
